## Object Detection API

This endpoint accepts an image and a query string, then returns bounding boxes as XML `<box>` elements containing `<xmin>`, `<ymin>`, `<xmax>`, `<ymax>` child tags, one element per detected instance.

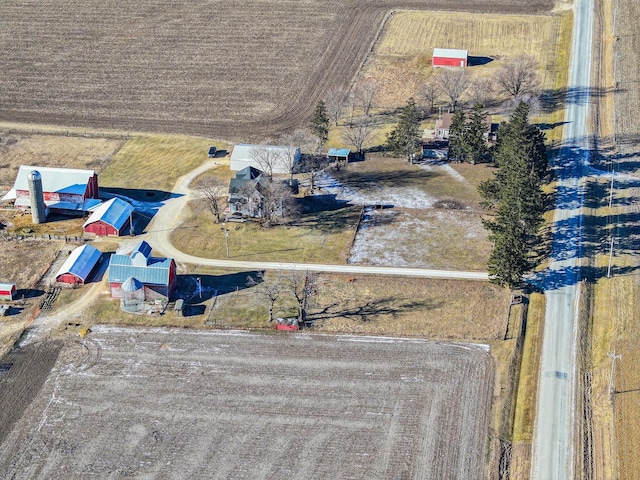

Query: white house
<box><xmin>229</xmin><ymin>144</ymin><xmax>301</xmax><ymax>174</ymax></box>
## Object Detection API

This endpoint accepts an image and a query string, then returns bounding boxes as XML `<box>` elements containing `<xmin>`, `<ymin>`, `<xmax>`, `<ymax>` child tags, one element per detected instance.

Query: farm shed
<box><xmin>108</xmin><ymin>241</ymin><xmax>177</xmax><ymax>301</ymax></box>
<box><xmin>55</xmin><ymin>244</ymin><xmax>102</xmax><ymax>285</ymax></box>
<box><xmin>230</xmin><ymin>144</ymin><xmax>301</xmax><ymax>174</ymax></box>
<box><xmin>83</xmin><ymin>197</ymin><xmax>134</xmax><ymax>236</ymax></box>
<box><xmin>432</xmin><ymin>48</ymin><xmax>468</xmax><ymax>68</ymax></box>
<box><xmin>327</xmin><ymin>148</ymin><xmax>351</xmax><ymax>164</ymax></box>
<box><xmin>0</xmin><ymin>283</ymin><xmax>17</xmax><ymax>301</ymax></box>
<box><xmin>2</xmin><ymin>165</ymin><xmax>100</xmax><ymax>213</ymax></box>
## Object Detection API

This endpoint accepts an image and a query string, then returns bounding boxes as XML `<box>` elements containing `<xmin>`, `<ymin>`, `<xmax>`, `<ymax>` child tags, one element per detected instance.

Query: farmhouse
<box><xmin>230</xmin><ymin>144</ymin><xmax>301</xmax><ymax>174</ymax></box>
<box><xmin>1</xmin><ymin>165</ymin><xmax>100</xmax><ymax>213</ymax></box>
<box><xmin>434</xmin><ymin>112</ymin><xmax>497</xmax><ymax>141</ymax></box>
<box><xmin>55</xmin><ymin>244</ymin><xmax>102</xmax><ymax>285</ymax></box>
<box><xmin>108</xmin><ymin>241</ymin><xmax>177</xmax><ymax>301</ymax></box>
<box><xmin>0</xmin><ymin>283</ymin><xmax>17</xmax><ymax>301</ymax></box>
<box><xmin>228</xmin><ymin>167</ymin><xmax>265</xmax><ymax>217</ymax></box>
<box><xmin>432</xmin><ymin>48</ymin><xmax>468</xmax><ymax>68</ymax></box>
<box><xmin>83</xmin><ymin>197</ymin><xmax>134</xmax><ymax>237</ymax></box>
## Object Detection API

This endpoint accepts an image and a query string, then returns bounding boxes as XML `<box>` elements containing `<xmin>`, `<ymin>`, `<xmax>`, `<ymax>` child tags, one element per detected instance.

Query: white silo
<box><xmin>28</xmin><ymin>170</ymin><xmax>47</xmax><ymax>224</ymax></box>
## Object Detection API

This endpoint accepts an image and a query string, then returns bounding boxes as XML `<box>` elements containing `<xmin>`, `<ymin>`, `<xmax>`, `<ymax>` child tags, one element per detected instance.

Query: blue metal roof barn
<box><xmin>108</xmin><ymin>241</ymin><xmax>174</xmax><ymax>287</ymax></box>
<box><xmin>83</xmin><ymin>198</ymin><xmax>134</xmax><ymax>236</ymax></box>
<box><xmin>55</xmin><ymin>245</ymin><xmax>102</xmax><ymax>284</ymax></box>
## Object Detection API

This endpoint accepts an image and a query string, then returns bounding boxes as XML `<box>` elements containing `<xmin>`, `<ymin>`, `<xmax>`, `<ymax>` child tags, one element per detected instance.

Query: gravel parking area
<box><xmin>0</xmin><ymin>326</ymin><xmax>494</xmax><ymax>479</ymax></box>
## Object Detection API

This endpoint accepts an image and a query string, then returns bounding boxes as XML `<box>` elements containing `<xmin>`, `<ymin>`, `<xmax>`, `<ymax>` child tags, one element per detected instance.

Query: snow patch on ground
<box><xmin>418</xmin><ymin>162</ymin><xmax>467</xmax><ymax>183</ymax></box>
<box><xmin>315</xmin><ymin>172</ymin><xmax>435</xmax><ymax>209</ymax></box>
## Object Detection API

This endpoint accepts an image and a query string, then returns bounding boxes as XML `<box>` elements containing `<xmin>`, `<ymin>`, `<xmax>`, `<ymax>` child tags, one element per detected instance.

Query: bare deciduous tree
<box><xmin>324</xmin><ymin>86</ymin><xmax>348</xmax><ymax>126</ymax></box>
<box><xmin>421</xmin><ymin>76</ymin><xmax>440</xmax><ymax>114</ymax></box>
<box><xmin>353</xmin><ymin>81</ymin><xmax>379</xmax><ymax>117</ymax></box>
<box><xmin>249</xmin><ymin>144</ymin><xmax>279</xmax><ymax>180</ymax></box>
<box><xmin>277</xmin><ymin>142</ymin><xmax>300</xmax><ymax>186</ymax></box>
<box><xmin>284</xmin><ymin>271</ymin><xmax>317</xmax><ymax>324</ymax></box>
<box><xmin>196</xmin><ymin>176</ymin><xmax>227</xmax><ymax>223</ymax></box>
<box><xmin>341</xmin><ymin>118</ymin><xmax>375</xmax><ymax>155</ymax></box>
<box><xmin>495</xmin><ymin>55</ymin><xmax>540</xmax><ymax>101</ymax></box>
<box><xmin>257</xmin><ymin>179</ymin><xmax>295</xmax><ymax>226</ymax></box>
<box><xmin>247</xmin><ymin>271</ymin><xmax>283</xmax><ymax>322</ymax></box>
<box><xmin>436</xmin><ymin>68</ymin><xmax>471</xmax><ymax>110</ymax></box>
<box><xmin>469</xmin><ymin>77</ymin><xmax>495</xmax><ymax>108</ymax></box>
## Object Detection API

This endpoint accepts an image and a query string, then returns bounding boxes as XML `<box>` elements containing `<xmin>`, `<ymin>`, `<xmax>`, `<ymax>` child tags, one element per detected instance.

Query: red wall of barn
<box><xmin>85</xmin><ymin>175</ymin><xmax>99</xmax><ymax>199</ymax></box>
<box><xmin>57</xmin><ymin>273</ymin><xmax>84</xmax><ymax>285</ymax></box>
<box><xmin>84</xmin><ymin>221</ymin><xmax>118</xmax><ymax>237</ymax></box>
<box><xmin>433</xmin><ymin>57</ymin><xmax>467</xmax><ymax>67</ymax></box>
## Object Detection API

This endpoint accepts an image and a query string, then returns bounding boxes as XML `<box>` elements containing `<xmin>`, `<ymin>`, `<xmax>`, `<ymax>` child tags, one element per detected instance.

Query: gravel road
<box><xmin>530</xmin><ymin>0</ymin><xmax>594</xmax><ymax>477</ymax></box>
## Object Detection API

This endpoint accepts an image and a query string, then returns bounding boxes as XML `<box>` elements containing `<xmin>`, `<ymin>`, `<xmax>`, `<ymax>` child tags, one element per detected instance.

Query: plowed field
<box><xmin>0</xmin><ymin>0</ymin><xmax>552</xmax><ymax>140</ymax></box>
<box><xmin>0</xmin><ymin>326</ymin><xmax>494</xmax><ymax>479</ymax></box>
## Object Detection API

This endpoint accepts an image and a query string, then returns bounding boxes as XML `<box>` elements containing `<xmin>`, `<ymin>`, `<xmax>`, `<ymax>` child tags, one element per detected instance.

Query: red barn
<box><xmin>2</xmin><ymin>165</ymin><xmax>100</xmax><ymax>214</ymax></box>
<box><xmin>432</xmin><ymin>48</ymin><xmax>468</xmax><ymax>68</ymax></box>
<box><xmin>55</xmin><ymin>245</ymin><xmax>102</xmax><ymax>285</ymax></box>
<box><xmin>83</xmin><ymin>198</ymin><xmax>134</xmax><ymax>236</ymax></box>
<box><xmin>0</xmin><ymin>283</ymin><xmax>16</xmax><ymax>301</ymax></box>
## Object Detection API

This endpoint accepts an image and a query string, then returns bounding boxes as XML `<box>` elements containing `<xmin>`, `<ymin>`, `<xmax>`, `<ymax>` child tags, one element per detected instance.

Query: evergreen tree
<box><xmin>478</xmin><ymin>101</ymin><xmax>548</xmax><ymax>287</ymax></box>
<box><xmin>310</xmin><ymin>101</ymin><xmax>329</xmax><ymax>148</ymax></box>
<box><xmin>385</xmin><ymin>98</ymin><xmax>422</xmax><ymax>161</ymax></box>
<box><xmin>447</xmin><ymin>109</ymin><xmax>466</xmax><ymax>162</ymax></box>
<box><xmin>461</xmin><ymin>104</ymin><xmax>488</xmax><ymax>165</ymax></box>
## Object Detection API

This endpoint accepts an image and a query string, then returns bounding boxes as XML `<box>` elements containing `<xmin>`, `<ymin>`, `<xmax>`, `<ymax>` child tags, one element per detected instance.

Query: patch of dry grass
<box><xmin>171</xmin><ymin>199</ymin><xmax>360</xmax><ymax>264</ymax></box>
<box><xmin>0</xmin><ymin>132</ymin><xmax>124</xmax><ymax>187</ymax></box>
<box><xmin>513</xmin><ymin>292</ymin><xmax>545</xmax><ymax>442</ymax></box>
<box><xmin>100</xmin><ymin>135</ymin><xmax>229</xmax><ymax>193</ymax></box>
<box><xmin>358</xmin><ymin>10</ymin><xmax>562</xmax><ymax>109</ymax></box>
<box><xmin>310</xmin><ymin>274</ymin><xmax>508</xmax><ymax>339</ymax></box>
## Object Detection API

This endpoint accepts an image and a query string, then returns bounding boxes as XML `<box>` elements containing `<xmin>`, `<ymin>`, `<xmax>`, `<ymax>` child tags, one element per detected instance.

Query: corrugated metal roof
<box><xmin>108</xmin><ymin>254</ymin><xmax>173</xmax><ymax>286</ymax></box>
<box><xmin>83</xmin><ymin>198</ymin><xmax>133</xmax><ymax>230</ymax></box>
<box><xmin>433</xmin><ymin>48</ymin><xmax>468</xmax><ymax>59</ymax></box>
<box><xmin>229</xmin><ymin>144</ymin><xmax>301</xmax><ymax>173</ymax></box>
<box><xmin>13</xmin><ymin>165</ymin><xmax>96</xmax><ymax>195</ymax></box>
<box><xmin>0</xmin><ymin>283</ymin><xmax>16</xmax><ymax>291</ymax></box>
<box><xmin>55</xmin><ymin>245</ymin><xmax>102</xmax><ymax>282</ymax></box>
<box><xmin>328</xmin><ymin>148</ymin><xmax>351</xmax><ymax>157</ymax></box>
<box><xmin>121</xmin><ymin>277</ymin><xmax>143</xmax><ymax>292</ymax></box>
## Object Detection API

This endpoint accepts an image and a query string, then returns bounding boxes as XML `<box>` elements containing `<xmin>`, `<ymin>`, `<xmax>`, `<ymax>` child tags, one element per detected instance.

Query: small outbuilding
<box><xmin>327</xmin><ymin>148</ymin><xmax>351</xmax><ymax>166</ymax></box>
<box><xmin>0</xmin><ymin>283</ymin><xmax>17</xmax><ymax>301</ymax></box>
<box><xmin>83</xmin><ymin>197</ymin><xmax>134</xmax><ymax>237</ymax></box>
<box><xmin>55</xmin><ymin>245</ymin><xmax>102</xmax><ymax>285</ymax></box>
<box><xmin>432</xmin><ymin>48</ymin><xmax>468</xmax><ymax>68</ymax></box>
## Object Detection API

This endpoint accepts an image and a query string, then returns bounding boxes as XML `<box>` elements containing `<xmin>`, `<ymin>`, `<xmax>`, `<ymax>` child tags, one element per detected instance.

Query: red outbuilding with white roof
<box><xmin>0</xmin><ymin>283</ymin><xmax>16</xmax><ymax>301</ymax></box>
<box><xmin>432</xmin><ymin>48</ymin><xmax>468</xmax><ymax>68</ymax></box>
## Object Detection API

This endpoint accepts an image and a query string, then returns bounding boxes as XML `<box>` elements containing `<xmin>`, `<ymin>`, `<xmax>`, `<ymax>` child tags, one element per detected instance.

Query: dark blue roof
<box><xmin>83</xmin><ymin>197</ymin><xmax>133</xmax><ymax>230</ymax></box>
<box><xmin>55</xmin><ymin>245</ymin><xmax>102</xmax><ymax>282</ymax></box>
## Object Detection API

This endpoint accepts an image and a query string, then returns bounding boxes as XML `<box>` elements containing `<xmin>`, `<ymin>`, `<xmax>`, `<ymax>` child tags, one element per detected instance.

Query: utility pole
<box><xmin>607</xmin><ymin>236</ymin><xmax>615</xmax><ymax>278</ymax></box>
<box><xmin>221</xmin><ymin>224</ymin><xmax>230</xmax><ymax>258</ymax></box>
<box><xmin>607</xmin><ymin>350</ymin><xmax>622</xmax><ymax>396</ymax></box>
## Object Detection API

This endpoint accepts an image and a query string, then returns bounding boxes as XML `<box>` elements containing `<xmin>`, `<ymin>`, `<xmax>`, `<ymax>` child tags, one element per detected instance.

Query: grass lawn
<box><xmin>100</xmin><ymin>134</ymin><xmax>229</xmax><ymax>193</ymax></box>
<box><xmin>171</xmin><ymin>198</ymin><xmax>361</xmax><ymax>264</ymax></box>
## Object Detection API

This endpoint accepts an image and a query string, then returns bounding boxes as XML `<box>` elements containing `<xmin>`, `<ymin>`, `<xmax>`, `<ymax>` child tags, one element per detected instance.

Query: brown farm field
<box><xmin>0</xmin><ymin>0</ymin><xmax>553</xmax><ymax>140</ymax></box>
<box><xmin>0</xmin><ymin>326</ymin><xmax>494</xmax><ymax>479</ymax></box>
